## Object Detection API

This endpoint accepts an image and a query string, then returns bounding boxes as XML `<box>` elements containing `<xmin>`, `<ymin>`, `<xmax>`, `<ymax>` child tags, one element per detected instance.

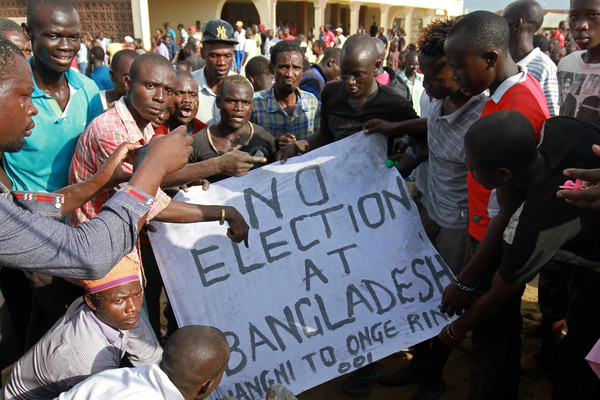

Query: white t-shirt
<box><xmin>243</xmin><ymin>38</ymin><xmax>258</xmax><ymax>66</ymax></box>
<box><xmin>557</xmin><ymin>50</ymin><xmax>600</xmax><ymax>124</ymax></box>
<box><xmin>56</xmin><ymin>363</ymin><xmax>183</xmax><ymax>400</ymax></box>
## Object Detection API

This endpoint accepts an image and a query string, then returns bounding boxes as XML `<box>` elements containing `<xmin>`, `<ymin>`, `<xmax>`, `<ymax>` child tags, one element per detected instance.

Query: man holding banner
<box><xmin>70</xmin><ymin>53</ymin><xmax>255</xmax><ymax>249</ymax></box>
<box><xmin>147</xmin><ymin>32</ymin><xmax>457</xmax><ymax>399</ymax></box>
<box><xmin>276</xmin><ymin>33</ymin><xmax>418</xmax><ymax>161</ymax></box>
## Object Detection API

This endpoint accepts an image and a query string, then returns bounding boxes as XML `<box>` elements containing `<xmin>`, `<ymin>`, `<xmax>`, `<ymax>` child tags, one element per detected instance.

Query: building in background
<box><xmin>1</xmin><ymin>0</ymin><xmax>463</xmax><ymax>51</ymax></box>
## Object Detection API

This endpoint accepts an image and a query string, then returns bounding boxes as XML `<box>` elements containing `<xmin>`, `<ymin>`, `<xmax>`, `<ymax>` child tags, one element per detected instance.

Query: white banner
<box><xmin>150</xmin><ymin>133</ymin><xmax>455</xmax><ymax>399</ymax></box>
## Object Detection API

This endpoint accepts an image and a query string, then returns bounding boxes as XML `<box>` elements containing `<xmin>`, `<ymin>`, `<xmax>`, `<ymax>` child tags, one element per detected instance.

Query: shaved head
<box><xmin>0</xmin><ymin>36</ymin><xmax>24</xmax><ymax>81</ymax></box>
<box><xmin>465</xmin><ymin>110</ymin><xmax>537</xmax><ymax>172</ymax></box>
<box><xmin>129</xmin><ymin>52</ymin><xmax>174</xmax><ymax>84</ymax></box>
<box><xmin>503</xmin><ymin>0</ymin><xmax>544</xmax><ymax>32</ymax></box>
<box><xmin>160</xmin><ymin>326</ymin><xmax>230</xmax><ymax>399</ymax></box>
<box><xmin>373</xmin><ymin>37</ymin><xmax>386</xmax><ymax>61</ymax></box>
<box><xmin>0</xmin><ymin>18</ymin><xmax>21</xmax><ymax>36</ymax></box>
<box><xmin>27</xmin><ymin>0</ymin><xmax>77</xmax><ymax>26</ymax></box>
<box><xmin>447</xmin><ymin>10</ymin><xmax>510</xmax><ymax>56</ymax></box>
<box><xmin>342</xmin><ymin>33</ymin><xmax>379</xmax><ymax>65</ymax></box>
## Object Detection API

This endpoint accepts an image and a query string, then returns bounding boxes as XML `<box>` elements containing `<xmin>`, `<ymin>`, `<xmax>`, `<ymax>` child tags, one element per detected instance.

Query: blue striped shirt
<box><xmin>250</xmin><ymin>87</ymin><xmax>320</xmax><ymax>140</ymax></box>
<box><xmin>517</xmin><ymin>47</ymin><xmax>559</xmax><ymax>117</ymax></box>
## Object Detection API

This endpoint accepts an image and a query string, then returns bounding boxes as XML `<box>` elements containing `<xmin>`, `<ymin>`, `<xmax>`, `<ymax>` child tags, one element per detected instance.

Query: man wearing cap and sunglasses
<box><xmin>191</xmin><ymin>19</ymin><xmax>238</xmax><ymax>125</ymax></box>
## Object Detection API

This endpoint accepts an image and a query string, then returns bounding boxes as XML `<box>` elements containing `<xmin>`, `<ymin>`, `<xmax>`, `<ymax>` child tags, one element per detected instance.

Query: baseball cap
<box><xmin>202</xmin><ymin>18</ymin><xmax>238</xmax><ymax>44</ymax></box>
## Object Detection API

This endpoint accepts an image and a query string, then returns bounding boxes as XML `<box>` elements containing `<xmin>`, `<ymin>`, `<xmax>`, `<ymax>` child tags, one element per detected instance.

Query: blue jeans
<box><xmin>234</xmin><ymin>50</ymin><xmax>244</xmax><ymax>73</ymax></box>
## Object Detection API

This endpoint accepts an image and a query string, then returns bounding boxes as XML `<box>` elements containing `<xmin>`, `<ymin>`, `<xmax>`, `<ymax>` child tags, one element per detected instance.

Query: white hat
<box><xmin>124</xmin><ymin>35</ymin><xmax>134</xmax><ymax>43</ymax></box>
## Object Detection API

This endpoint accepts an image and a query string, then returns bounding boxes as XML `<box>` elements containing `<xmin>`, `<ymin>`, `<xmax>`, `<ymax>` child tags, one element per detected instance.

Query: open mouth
<box><xmin>575</xmin><ymin>37</ymin><xmax>590</xmax><ymax>46</ymax></box>
<box><xmin>178</xmin><ymin>106</ymin><xmax>193</xmax><ymax>118</ymax></box>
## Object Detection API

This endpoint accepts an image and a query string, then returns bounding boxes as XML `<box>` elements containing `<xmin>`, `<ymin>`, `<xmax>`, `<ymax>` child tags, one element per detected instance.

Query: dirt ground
<box><xmin>296</xmin><ymin>277</ymin><xmax>552</xmax><ymax>400</ymax></box>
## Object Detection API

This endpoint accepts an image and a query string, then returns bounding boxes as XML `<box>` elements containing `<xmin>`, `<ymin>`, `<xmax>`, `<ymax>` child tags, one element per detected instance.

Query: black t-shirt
<box><xmin>320</xmin><ymin>80</ymin><xmax>418</xmax><ymax>142</ymax></box>
<box><xmin>500</xmin><ymin>117</ymin><xmax>600</xmax><ymax>284</ymax></box>
<box><xmin>189</xmin><ymin>122</ymin><xmax>276</xmax><ymax>182</ymax></box>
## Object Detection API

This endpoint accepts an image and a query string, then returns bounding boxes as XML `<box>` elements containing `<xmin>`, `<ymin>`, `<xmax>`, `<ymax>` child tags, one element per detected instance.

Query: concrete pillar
<box><xmin>314</xmin><ymin>0</ymin><xmax>327</xmax><ymax>32</ymax></box>
<box><xmin>252</xmin><ymin>0</ymin><xmax>276</xmax><ymax>31</ymax></box>
<box><xmin>297</xmin><ymin>2</ymin><xmax>308</xmax><ymax>35</ymax></box>
<box><xmin>349</xmin><ymin>1</ymin><xmax>361</xmax><ymax>35</ymax></box>
<box><xmin>404</xmin><ymin>6</ymin><xmax>414</xmax><ymax>46</ymax></box>
<box><xmin>131</xmin><ymin>0</ymin><xmax>151</xmax><ymax>51</ymax></box>
<box><xmin>380</xmin><ymin>4</ymin><xmax>391</xmax><ymax>32</ymax></box>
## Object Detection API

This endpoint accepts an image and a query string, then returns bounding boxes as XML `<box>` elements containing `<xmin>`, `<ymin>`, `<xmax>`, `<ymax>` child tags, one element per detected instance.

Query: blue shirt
<box><xmin>90</xmin><ymin>66</ymin><xmax>114</xmax><ymax>91</ymax></box>
<box><xmin>300</xmin><ymin>64</ymin><xmax>327</xmax><ymax>101</ymax></box>
<box><xmin>3</xmin><ymin>61</ymin><xmax>103</xmax><ymax>192</ymax></box>
<box><xmin>250</xmin><ymin>87</ymin><xmax>320</xmax><ymax>140</ymax></box>
<box><xmin>167</xmin><ymin>28</ymin><xmax>177</xmax><ymax>42</ymax></box>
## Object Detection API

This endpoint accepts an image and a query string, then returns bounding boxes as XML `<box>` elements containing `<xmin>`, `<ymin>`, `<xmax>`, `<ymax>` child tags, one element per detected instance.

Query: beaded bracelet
<box><xmin>454</xmin><ymin>276</ymin><xmax>475</xmax><ymax>293</ymax></box>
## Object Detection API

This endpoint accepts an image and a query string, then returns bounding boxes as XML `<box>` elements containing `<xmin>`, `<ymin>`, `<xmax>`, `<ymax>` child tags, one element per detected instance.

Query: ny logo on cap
<box><xmin>216</xmin><ymin>26</ymin><xmax>227</xmax><ymax>39</ymax></box>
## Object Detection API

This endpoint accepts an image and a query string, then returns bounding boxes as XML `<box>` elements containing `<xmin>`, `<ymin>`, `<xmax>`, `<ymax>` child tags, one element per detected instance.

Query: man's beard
<box><xmin>1</xmin><ymin>138</ymin><xmax>26</xmax><ymax>153</ymax></box>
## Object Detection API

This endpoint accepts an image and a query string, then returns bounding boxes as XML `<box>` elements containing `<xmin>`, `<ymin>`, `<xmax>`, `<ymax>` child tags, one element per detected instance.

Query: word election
<box><xmin>151</xmin><ymin>134</ymin><xmax>454</xmax><ymax>400</ymax></box>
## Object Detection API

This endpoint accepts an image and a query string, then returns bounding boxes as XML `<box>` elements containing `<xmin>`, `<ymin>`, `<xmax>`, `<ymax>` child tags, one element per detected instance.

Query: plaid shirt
<box><xmin>69</xmin><ymin>98</ymin><xmax>171</xmax><ymax>261</ymax></box>
<box><xmin>250</xmin><ymin>87</ymin><xmax>320</xmax><ymax>140</ymax></box>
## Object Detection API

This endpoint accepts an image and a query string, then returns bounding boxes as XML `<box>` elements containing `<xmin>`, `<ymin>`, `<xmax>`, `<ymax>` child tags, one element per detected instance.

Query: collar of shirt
<box><xmin>194</xmin><ymin>67</ymin><xmax>235</xmax><ymax>97</ymax></box>
<box><xmin>114</xmin><ymin>97</ymin><xmax>155</xmax><ymax>144</ymax></box>
<box><xmin>399</xmin><ymin>71</ymin><xmax>424</xmax><ymax>86</ymax></box>
<box><xmin>30</xmin><ymin>58</ymin><xmax>85</xmax><ymax>99</ymax></box>
<box><xmin>489</xmin><ymin>65</ymin><xmax>528</xmax><ymax>104</ymax></box>
<box><xmin>30</xmin><ymin>58</ymin><xmax>83</xmax><ymax>119</ymax></box>
<box><xmin>517</xmin><ymin>47</ymin><xmax>542</xmax><ymax>67</ymax></box>
<box><xmin>431</xmin><ymin>92</ymin><xmax>488</xmax><ymax>125</ymax></box>
<box><xmin>266</xmin><ymin>86</ymin><xmax>308</xmax><ymax>118</ymax></box>
<box><xmin>84</xmin><ymin>303</ymin><xmax>129</xmax><ymax>356</ymax></box>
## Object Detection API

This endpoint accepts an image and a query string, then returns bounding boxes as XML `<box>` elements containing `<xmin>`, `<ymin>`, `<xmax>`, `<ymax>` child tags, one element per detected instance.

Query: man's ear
<box><xmin>124</xmin><ymin>75</ymin><xmax>132</xmax><ymax>92</ymax></box>
<box><xmin>327</xmin><ymin>58</ymin><xmax>336</xmax><ymax>68</ymax></box>
<box><xmin>497</xmin><ymin>167</ymin><xmax>513</xmax><ymax>185</ymax></box>
<box><xmin>483</xmin><ymin>51</ymin><xmax>499</xmax><ymax>69</ymax></box>
<box><xmin>216</xmin><ymin>94</ymin><xmax>222</xmax><ymax>109</ymax></box>
<box><xmin>268</xmin><ymin>63</ymin><xmax>275</xmax><ymax>75</ymax></box>
<box><xmin>194</xmin><ymin>380</ymin><xmax>214</xmax><ymax>400</ymax></box>
<box><xmin>84</xmin><ymin>294</ymin><xmax>96</xmax><ymax>311</ymax></box>
<box><xmin>374</xmin><ymin>58</ymin><xmax>382</xmax><ymax>71</ymax></box>
<box><xmin>109</xmin><ymin>69</ymin><xmax>115</xmax><ymax>83</ymax></box>
<box><xmin>514</xmin><ymin>17</ymin><xmax>523</xmax><ymax>31</ymax></box>
<box><xmin>22</xmin><ymin>23</ymin><xmax>31</xmax><ymax>41</ymax></box>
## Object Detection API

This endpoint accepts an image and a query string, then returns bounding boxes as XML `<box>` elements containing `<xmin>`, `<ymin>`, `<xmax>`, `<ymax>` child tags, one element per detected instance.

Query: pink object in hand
<box><xmin>559</xmin><ymin>179</ymin><xmax>588</xmax><ymax>190</ymax></box>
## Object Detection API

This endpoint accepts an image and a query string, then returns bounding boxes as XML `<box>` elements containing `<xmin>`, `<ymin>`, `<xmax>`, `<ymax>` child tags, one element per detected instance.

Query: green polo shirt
<box><xmin>3</xmin><ymin>61</ymin><xmax>103</xmax><ymax>192</ymax></box>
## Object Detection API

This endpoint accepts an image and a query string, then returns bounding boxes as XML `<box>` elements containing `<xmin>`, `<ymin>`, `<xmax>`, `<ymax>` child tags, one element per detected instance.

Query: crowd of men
<box><xmin>0</xmin><ymin>0</ymin><xmax>600</xmax><ymax>399</ymax></box>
